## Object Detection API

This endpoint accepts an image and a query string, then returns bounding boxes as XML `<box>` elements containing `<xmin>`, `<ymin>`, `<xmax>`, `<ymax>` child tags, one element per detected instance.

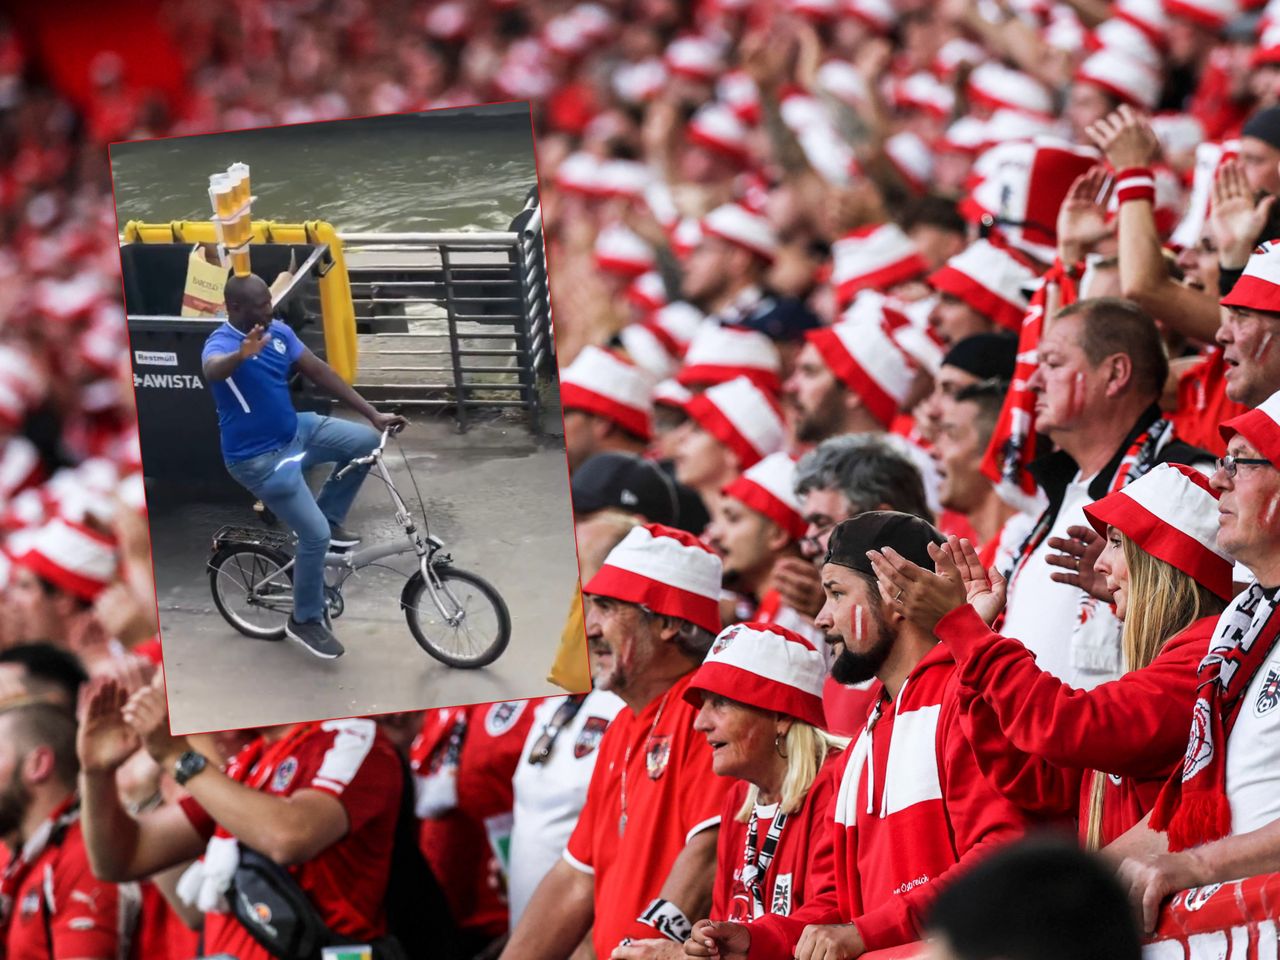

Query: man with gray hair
<box><xmin>771</xmin><ymin>434</ymin><xmax>933</xmax><ymax>620</ymax></box>
<box><xmin>502</xmin><ymin>523</ymin><xmax>732</xmax><ymax>960</ymax></box>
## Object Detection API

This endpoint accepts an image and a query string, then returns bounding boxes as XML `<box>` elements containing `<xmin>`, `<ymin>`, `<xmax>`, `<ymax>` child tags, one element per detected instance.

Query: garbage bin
<box><xmin>122</xmin><ymin>243</ymin><xmax>332</xmax><ymax>488</ymax></box>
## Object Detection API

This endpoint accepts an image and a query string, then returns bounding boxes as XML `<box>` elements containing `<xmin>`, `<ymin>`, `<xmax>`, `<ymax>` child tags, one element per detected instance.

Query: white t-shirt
<box><xmin>508</xmin><ymin>689</ymin><xmax>626</xmax><ymax>928</ymax></box>
<box><xmin>1225</xmin><ymin>638</ymin><xmax>1280</xmax><ymax>837</ymax></box>
<box><xmin>1000</xmin><ymin>475</ymin><xmax>1123</xmax><ymax>689</ymax></box>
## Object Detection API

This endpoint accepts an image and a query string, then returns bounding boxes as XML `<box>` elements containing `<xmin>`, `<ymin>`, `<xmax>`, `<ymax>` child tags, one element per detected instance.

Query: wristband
<box><xmin>638</xmin><ymin>898</ymin><xmax>693</xmax><ymax>943</ymax></box>
<box><xmin>1114</xmin><ymin>167</ymin><xmax>1155</xmax><ymax>204</ymax></box>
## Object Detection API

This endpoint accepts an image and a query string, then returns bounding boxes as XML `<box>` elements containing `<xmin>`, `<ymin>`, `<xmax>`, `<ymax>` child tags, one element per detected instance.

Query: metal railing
<box><xmin>341</xmin><ymin>197</ymin><xmax>553</xmax><ymax>432</ymax></box>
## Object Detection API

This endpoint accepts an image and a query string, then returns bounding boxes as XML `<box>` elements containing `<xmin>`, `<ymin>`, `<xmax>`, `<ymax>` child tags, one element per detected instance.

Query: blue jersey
<box><xmin>202</xmin><ymin>320</ymin><xmax>306</xmax><ymax>464</ymax></box>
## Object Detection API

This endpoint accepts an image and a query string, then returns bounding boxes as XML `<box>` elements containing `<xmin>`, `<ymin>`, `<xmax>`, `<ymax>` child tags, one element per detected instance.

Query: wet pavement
<box><xmin>148</xmin><ymin>411</ymin><xmax>582</xmax><ymax>734</ymax></box>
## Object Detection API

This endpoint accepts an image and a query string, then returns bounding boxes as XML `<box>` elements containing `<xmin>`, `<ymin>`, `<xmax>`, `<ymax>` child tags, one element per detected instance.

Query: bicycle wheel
<box><xmin>402</xmin><ymin>566</ymin><xmax>511</xmax><ymax>668</ymax></box>
<box><xmin>208</xmin><ymin>545</ymin><xmax>294</xmax><ymax>640</ymax></box>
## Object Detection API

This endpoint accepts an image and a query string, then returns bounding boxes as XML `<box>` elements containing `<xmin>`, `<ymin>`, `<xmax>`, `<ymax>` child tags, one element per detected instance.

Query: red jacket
<box><xmin>748</xmin><ymin>643</ymin><xmax>1030</xmax><ymax>956</ymax></box>
<box><xmin>938</xmin><ymin>605</ymin><xmax>1216</xmax><ymax>845</ymax></box>
<box><xmin>711</xmin><ymin>756</ymin><xmax>841</xmax><ymax>922</ymax></box>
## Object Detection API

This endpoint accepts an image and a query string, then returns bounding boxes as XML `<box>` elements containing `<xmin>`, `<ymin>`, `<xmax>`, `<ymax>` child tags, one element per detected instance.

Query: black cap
<box><xmin>572</xmin><ymin>453</ymin><xmax>679</xmax><ymax>525</ymax></box>
<box><xmin>1243</xmin><ymin>106</ymin><xmax>1280</xmax><ymax>153</ymax></box>
<box><xmin>735</xmin><ymin>296</ymin><xmax>823</xmax><ymax>343</ymax></box>
<box><xmin>823</xmin><ymin>511</ymin><xmax>946</xmax><ymax>577</ymax></box>
<box><xmin>942</xmin><ymin>333</ymin><xmax>1018</xmax><ymax>382</ymax></box>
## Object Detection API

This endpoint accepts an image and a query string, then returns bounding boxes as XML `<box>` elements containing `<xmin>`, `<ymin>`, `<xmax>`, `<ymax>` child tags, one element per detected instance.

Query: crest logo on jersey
<box><xmin>272</xmin><ymin>756</ymin><xmax>298</xmax><ymax>793</ymax></box>
<box><xmin>1254</xmin><ymin>668</ymin><xmax>1280</xmax><ymax>717</ymax></box>
<box><xmin>646</xmin><ymin>734</ymin><xmax>671</xmax><ymax>779</ymax></box>
<box><xmin>1182</xmin><ymin>883</ymin><xmax>1222</xmax><ymax>911</ymax></box>
<box><xmin>19</xmin><ymin>891</ymin><xmax>40</xmax><ymax>918</ymax></box>
<box><xmin>711</xmin><ymin>625</ymin><xmax>742</xmax><ymax>656</ymax></box>
<box><xmin>485</xmin><ymin>700</ymin><xmax>526</xmax><ymax>737</ymax></box>
<box><xmin>1182</xmin><ymin>699</ymin><xmax>1214</xmax><ymax>779</ymax></box>
<box><xmin>575</xmin><ymin>716</ymin><xmax>609</xmax><ymax>759</ymax></box>
<box><xmin>273</xmin><ymin>337</ymin><xmax>286</xmax><ymax>355</ymax></box>
<box><xmin>771</xmin><ymin>874</ymin><xmax>793</xmax><ymax>916</ymax></box>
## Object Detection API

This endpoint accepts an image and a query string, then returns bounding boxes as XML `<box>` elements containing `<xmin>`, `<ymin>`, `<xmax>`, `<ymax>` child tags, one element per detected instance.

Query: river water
<box><xmin>108</xmin><ymin>103</ymin><xmax>539</xmax><ymax>233</ymax></box>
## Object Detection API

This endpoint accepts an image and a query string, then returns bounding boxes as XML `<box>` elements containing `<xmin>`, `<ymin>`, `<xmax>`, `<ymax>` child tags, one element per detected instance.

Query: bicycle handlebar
<box><xmin>333</xmin><ymin>424</ymin><xmax>401</xmax><ymax>480</ymax></box>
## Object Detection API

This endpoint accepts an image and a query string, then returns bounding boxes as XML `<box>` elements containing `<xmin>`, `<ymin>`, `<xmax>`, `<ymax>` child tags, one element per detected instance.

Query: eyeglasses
<box><xmin>801</xmin><ymin>519</ymin><xmax>838</xmax><ymax>550</ymax></box>
<box><xmin>1216</xmin><ymin>455</ymin><xmax>1275</xmax><ymax>478</ymax></box>
<box><xmin>527</xmin><ymin>695</ymin><xmax>586</xmax><ymax>765</ymax></box>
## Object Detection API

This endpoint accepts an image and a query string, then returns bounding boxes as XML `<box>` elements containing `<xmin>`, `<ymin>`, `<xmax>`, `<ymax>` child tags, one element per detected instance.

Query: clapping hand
<box><xmin>1210</xmin><ymin>159</ymin><xmax>1276</xmax><ymax>270</ymax></box>
<box><xmin>1058</xmin><ymin>166</ymin><xmax>1115</xmax><ymax>265</ymax></box>
<box><xmin>1086</xmin><ymin>105</ymin><xmax>1160</xmax><ymax>171</ymax></box>
<box><xmin>1046</xmin><ymin>525</ymin><xmax>1111</xmax><ymax>603</ymax></box>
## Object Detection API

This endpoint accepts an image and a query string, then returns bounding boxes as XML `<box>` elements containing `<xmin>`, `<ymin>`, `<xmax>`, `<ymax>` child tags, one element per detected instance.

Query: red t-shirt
<box><xmin>564</xmin><ymin>673</ymin><xmax>733</xmax><ymax>958</ymax></box>
<box><xmin>179</xmin><ymin>720</ymin><xmax>401</xmax><ymax>960</ymax></box>
<box><xmin>711</xmin><ymin>758</ymin><xmax>840</xmax><ymax>922</ymax></box>
<box><xmin>1</xmin><ymin>818</ymin><xmax>136</xmax><ymax>960</ymax></box>
<box><xmin>411</xmin><ymin>700</ymin><xmax>539</xmax><ymax>938</ymax></box>
<box><xmin>132</xmin><ymin>882</ymin><xmax>201</xmax><ymax>960</ymax></box>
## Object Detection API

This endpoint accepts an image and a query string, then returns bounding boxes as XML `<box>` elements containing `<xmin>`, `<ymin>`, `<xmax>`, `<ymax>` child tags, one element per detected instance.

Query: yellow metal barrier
<box><xmin>120</xmin><ymin>219</ymin><xmax>359</xmax><ymax>384</ymax></box>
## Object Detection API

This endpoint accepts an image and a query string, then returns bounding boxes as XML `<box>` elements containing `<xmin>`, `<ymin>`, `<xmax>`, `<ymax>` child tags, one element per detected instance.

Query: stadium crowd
<box><xmin>4</xmin><ymin>0</ymin><xmax>1280</xmax><ymax>957</ymax></box>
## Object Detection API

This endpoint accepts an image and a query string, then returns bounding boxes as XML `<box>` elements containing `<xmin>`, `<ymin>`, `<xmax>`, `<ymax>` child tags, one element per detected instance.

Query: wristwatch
<box><xmin>173</xmin><ymin>750</ymin><xmax>209</xmax><ymax>786</ymax></box>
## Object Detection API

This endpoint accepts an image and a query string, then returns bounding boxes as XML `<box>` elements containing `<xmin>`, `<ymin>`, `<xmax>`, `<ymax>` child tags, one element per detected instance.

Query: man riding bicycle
<box><xmin>202</xmin><ymin>272</ymin><xmax>407</xmax><ymax>660</ymax></box>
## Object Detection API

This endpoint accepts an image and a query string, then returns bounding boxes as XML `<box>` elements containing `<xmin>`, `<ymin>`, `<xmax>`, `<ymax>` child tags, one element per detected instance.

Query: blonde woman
<box><xmin>687</xmin><ymin>621</ymin><xmax>843</xmax><ymax>923</ymax></box>
<box><xmin>871</xmin><ymin>463</ymin><xmax>1231</xmax><ymax>847</ymax></box>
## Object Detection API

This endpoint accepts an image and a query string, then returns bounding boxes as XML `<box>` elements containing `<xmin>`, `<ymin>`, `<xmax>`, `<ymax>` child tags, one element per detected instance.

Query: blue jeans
<box><xmin>226</xmin><ymin>413</ymin><xmax>380</xmax><ymax>623</ymax></box>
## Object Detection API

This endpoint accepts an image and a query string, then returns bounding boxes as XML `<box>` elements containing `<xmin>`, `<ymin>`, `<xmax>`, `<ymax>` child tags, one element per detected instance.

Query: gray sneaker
<box><xmin>329</xmin><ymin>524</ymin><xmax>362</xmax><ymax>549</ymax></box>
<box><xmin>285</xmin><ymin>617</ymin><xmax>345</xmax><ymax>659</ymax></box>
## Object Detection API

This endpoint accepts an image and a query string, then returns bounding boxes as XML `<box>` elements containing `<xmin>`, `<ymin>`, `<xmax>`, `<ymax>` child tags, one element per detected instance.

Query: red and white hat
<box><xmin>627</xmin><ymin>271</ymin><xmax>669</xmax><ymax>312</ymax></box>
<box><xmin>939</xmin><ymin>116</ymin><xmax>991</xmax><ymax>155</ymax></box>
<box><xmin>967</xmin><ymin>62</ymin><xmax>1054</xmax><ymax>118</ymax></box>
<box><xmin>806</xmin><ymin>312</ymin><xmax>917</xmax><ymax>426</ymax></box>
<box><xmin>619</xmin><ymin>302</ymin><xmax>705</xmax><ymax>380</ymax></box>
<box><xmin>683</xmin><ymin>376</ymin><xmax>787</xmax><ymax>469</ymax></box>
<box><xmin>1091</xmin><ymin>18</ymin><xmax>1163</xmax><ymax>67</ymax></box>
<box><xmin>556</xmin><ymin>152</ymin><xmax>605</xmax><ymax>197</ymax></box>
<box><xmin>927</xmin><ymin>240</ymin><xmax>1036</xmax><ymax>332</ymax></box>
<box><xmin>653</xmin><ymin>379</ymin><xmax>693</xmax><ymax>410</ymax></box>
<box><xmin>678</xmin><ymin>325</ymin><xmax>782</xmax><ymax>394</ymax></box>
<box><xmin>884</xmin><ymin>131</ymin><xmax>935</xmax><ymax>195</ymax></box>
<box><xmin>14</xmin><ymin>516</ymin><xmax>117</xmax><ymax>601</ymax></box>
<box><xmin>894</xmin><ymin>73</ymin><xmax>956</xmax><ymax>120</ymax></box>
<box><xmin>832</xmin><ymin>224</ymin><xmax>930</xmax><ymax>305</ymax></box>
<box><xmin>584</xmin><ymin>523</ymin><xmax>723</xmax><ymax>632</ymax></box>
<box><xmin>683</xmin><ymin>621</ymin><xmax>826</xmax><ymax>727</ymax></box>
<box><xmin>598</xmin><ymin>159</ymin><xmax>653</xmax><ymax>200</ymax></box>
<box><xmin>613</xmin><ymin>58</ymin><xmax>668</xmax><ymax>104</ymax></box>
<box><xmin>1220</xmin><ymin>240</ymin><xmax>1280</xmax><ymax>314</ymax></box>
<box><xmin>1083</xmin><ymin>463</ymin><xmax>1233</xmax><ymax>600</ymax></box>
<box><xmin>723</xmin><ymin>452</ymin><xmax>807</xmax><ymax>541</ymax></box>
<box><xmin>1163</xmin><ymin>0</ymin><xmax>1241</xmax><ymax>30</ymax></box>
<box><xmin>687</xmin><ymin>103</ymin><xmax>752</xmax><ymax>165</ymax></box>
<box><xmin>718</xmin><ymin>70</ymin><xmax>761</xmax><ymax>125</ymax></box>
<box><xmin>788</xmin><ymin>0</ymin><xmax>840</xmax><ymax>19</ymax></box>
<box><xmin>701</xmin><ymin>203</ymin><xmax>779</xmax><ymax>262</ymax></box>
<box><xmin>883</xmin><ymin>296</ymin><xmax>947</xmax><ymax>376</ymax></box>
<box><xmin>561</xmin><ymin>345</ymin><xmax>654</xmax><ymax>440</ymax></box>
<box><xmin>935</xmin><ymin>38</ymin><xmax>989</xmax><ymax>76</ymax></box>
<box><xmin>1222</xmin><ymin>388</ymin><xmax>1280</xmax><ymax>467</ymax></box>
<box><xmin>424</xmin><ymin>2</ymin><xmax>470</xmax><ymax>40</ymax></box>
<box><xmin>815</xmin><ymin>60</ymin><xmax>869</xmax><ymax>106</ymax></box>
<box><xmin>1254</xmin><ymin>21</ymin><xmax>1280</xmax><ymax>66</ymax></box>
<box><xmin>595</xmin><ymin>224</ymin><xmax>656</xmax><ymax>277</ymax></box>
<box><xmin>665</xmin><ymin>35</ymin><xmax>724</xmax><ymax>82</ymax></box>
<box><xmin>1115</xmin><ymin>0</ymin><xmax>1170</xmax><ymax>45</ymax></box>
<box><xmin>845</xmin><ymin>0</ymin><xmax>897</xmax><ymax>33</ymax></box>
<box><xmin>1075</xmin><ymin>49</ymin><xmax>1162</xmax><ymax>110</ymax></box>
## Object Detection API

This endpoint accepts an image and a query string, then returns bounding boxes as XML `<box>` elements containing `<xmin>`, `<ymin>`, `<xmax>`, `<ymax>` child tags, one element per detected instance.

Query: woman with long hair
<box><xmin>686</xmin><ymin>621</ymin><xmax>844</xmax><ymax>923</ymax></box>
<box><xmin>870</xmin><ymin>463</ymin><xmax>1232</xmax><ymax>847</ymax></box>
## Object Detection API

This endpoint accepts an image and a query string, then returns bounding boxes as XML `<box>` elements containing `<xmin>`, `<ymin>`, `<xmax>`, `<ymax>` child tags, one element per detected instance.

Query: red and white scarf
<box><xmin>981</xmin><ymin>260</ymin><xmax>1077</xmax><ymax>510</ymax></box>
<box><xmin>1150</xmin><ymin>584</ymin><xmax>1280</xmax><ymax>850</ymax></box>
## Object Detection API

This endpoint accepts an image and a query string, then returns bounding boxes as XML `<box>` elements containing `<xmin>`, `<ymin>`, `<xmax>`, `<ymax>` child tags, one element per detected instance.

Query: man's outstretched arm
<box><xmin>295</xmin><ymin>348</ymin><xmax>406</xmax><ymax>431</ymax></box>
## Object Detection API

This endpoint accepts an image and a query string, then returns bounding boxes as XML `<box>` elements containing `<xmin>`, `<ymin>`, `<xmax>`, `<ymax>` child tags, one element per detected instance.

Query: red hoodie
<box><xmin>747</xmin><ymin>643</ymin><xmax>1030</xmax><ymax>957</ymax></box>
<box><xmin>937</xmin><ymin>605</ymin><xmax>1216</xmax><ymax>845</ymax></box>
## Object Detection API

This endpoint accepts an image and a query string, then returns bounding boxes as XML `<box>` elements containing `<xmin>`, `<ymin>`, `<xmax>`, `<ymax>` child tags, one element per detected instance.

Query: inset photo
<box><xmin>110</xmin><ymin>103</ymin><xmax>580</xmax><ymax>735</ymax></box>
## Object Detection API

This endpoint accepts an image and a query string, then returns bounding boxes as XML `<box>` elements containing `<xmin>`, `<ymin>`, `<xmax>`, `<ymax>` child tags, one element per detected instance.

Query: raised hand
<box><xmin>768</xmin><ymin>556</ymin><xmax>826</xmax><ymax>618</ymax></box>
<box><xmin>947</xmin><ymin>536</ymin><xmax>1009</xmax><ymax>625</ymax></box>
<box><xmin>1046</xmin><ymin>525</ymin><xmax>1111</xmax><ymax>603</ymax></box>
<box><xmin>1058</xmin><ymin>166</ymin><xmax>1115</xmax><ymax>265</ymax></box>
<box><xmin>122</xmin><ymin>672</ymin><xmax>188</xmax><ymax>768</ymax></box>
<box><xmin>77</xmin><ymin>677</ymin><xmax>141</xmax><ymax>774</ymax></box>
<box><xmin>1086</xmin><ymin>105</ymin><xmax>1161</xmax><ymax>172</ymax></box>
<box><xmin>1210</xmin><ymin>159</ymin><xmax>1276</xmax><ymax>269</ymax></box>
<box><xmin>867</xmin><ymin>538</ymin><xmax>968</xmax><ymax>633</ymax></box>
<box><xmin>238</xmin><ymin>323</ymin><xmax>273</xmax><ymax>359</ymax></box>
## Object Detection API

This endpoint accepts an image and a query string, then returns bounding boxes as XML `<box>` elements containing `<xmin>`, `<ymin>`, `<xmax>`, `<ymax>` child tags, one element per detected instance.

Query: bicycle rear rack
<box><xmin>211</xmin><ymin>524</ymin><xmax>294</xmax><ymax>553</ymax></box>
